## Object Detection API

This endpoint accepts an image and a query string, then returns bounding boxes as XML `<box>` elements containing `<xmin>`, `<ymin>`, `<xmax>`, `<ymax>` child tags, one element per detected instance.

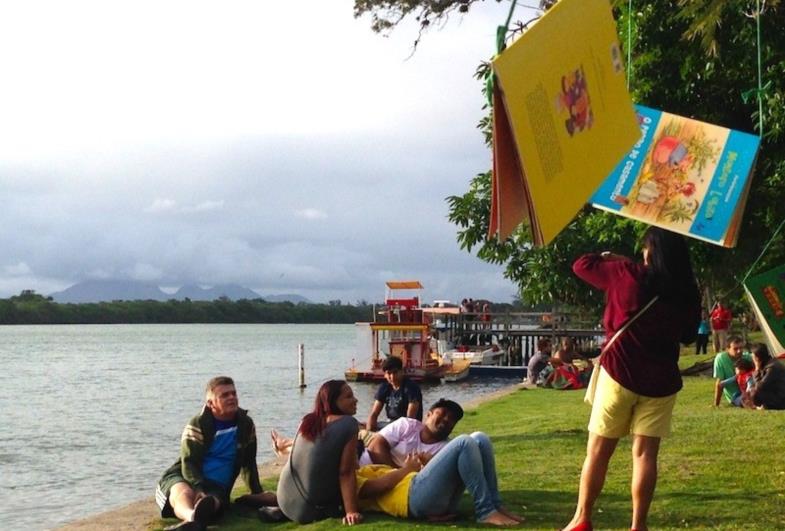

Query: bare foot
<box><xmin>479</xmin><ymin>510</ymin><xmax>519</xmax><ymax>526</ymax></box>
<box><xmin>270</xmin><ymin>429</ymin><xmax>290</xmax><ymax>458</ymax></box>
<box><xmin>497</xmin><ymin>505</ymin><xmax>525</xmax><ymax>523</ymax></box>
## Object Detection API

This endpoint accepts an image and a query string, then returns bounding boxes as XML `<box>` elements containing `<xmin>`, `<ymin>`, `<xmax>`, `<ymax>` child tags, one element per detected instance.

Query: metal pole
<box><xmin>298</xmin><ymin>344</ymin><xmax>307</xmax><ymax>389</ymax></box>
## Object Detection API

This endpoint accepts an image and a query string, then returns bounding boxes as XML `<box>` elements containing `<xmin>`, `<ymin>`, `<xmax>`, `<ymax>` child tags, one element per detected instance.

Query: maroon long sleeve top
<box><xmin>573</xmin><ymin>253</ymin><xmax>700</xmax><ymax>397</ymax></box>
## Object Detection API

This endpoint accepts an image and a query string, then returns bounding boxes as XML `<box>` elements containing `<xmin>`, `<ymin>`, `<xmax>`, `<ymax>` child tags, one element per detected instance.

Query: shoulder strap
<box><xmin>600</xmin><ymin>295</ymin><xmax>659</xmax><ymax>357</ymax></box>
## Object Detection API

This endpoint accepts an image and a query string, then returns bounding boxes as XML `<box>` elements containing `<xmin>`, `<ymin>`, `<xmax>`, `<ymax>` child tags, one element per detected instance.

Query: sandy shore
<box><xmin>55</xmin><ymin>383</ymin><xmax>522</xmax><ymax>530</ymax></box>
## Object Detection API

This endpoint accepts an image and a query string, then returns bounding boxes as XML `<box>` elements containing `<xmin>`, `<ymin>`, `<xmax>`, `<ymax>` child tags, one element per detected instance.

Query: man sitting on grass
<box><xmin>155</xmin><ymin>376</ymin><xmax>275</xmax><ymax>530</ymax></box>
<box><xmin>713</xmin><ymin>336</ymin><xmax>752</xmax><ymax>407</ymax></box>
<box><xmin>366</xmin><ymin>356</ymin><xmax>423</xmax><ymax>431</ymax></box>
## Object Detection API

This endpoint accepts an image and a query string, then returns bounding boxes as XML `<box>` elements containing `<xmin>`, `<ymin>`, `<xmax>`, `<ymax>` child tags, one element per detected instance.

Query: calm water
<box><xmin>0</xmin><ymin>324</ymin><xmax>515</xmax><ymax>530</ymax></box>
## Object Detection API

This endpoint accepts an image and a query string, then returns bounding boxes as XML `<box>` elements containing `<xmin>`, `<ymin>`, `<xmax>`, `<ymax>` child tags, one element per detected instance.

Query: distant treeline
<box><xmin>0</xmin><ymin>290</ymin><xmax>376</xmax><ymax>325</ymax></box>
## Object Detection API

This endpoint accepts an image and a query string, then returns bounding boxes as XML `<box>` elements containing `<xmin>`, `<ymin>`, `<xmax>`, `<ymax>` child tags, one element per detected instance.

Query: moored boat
<box><xmin>344</xmin><ymin>281</ymin><xmax>445</xmax><ymax>382</ymax></box>
<box><xmin>441</xmin><ymin>358</ymin><xmax>472</xmax><ymax>382</ymax></box>
<box><xmin>441</xmin><ymin>344</ymin><xmax>506</xmax><ymax>366</ymax></box>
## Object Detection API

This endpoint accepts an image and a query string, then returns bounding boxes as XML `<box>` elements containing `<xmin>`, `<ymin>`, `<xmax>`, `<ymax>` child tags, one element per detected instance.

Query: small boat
<box><xmin>441</xmin><ymin>358</ymin><xmax>472</xmax><ymax>382</ymax></box>
<box><xmin>345</xmin><ymin>281</ymin><xmax>445</xmax><ymax>383</ymax></box>
<box><xmin>441</xmin><ymin>344</ymin><xmax>506</xmax><ymax>366</ymax></box>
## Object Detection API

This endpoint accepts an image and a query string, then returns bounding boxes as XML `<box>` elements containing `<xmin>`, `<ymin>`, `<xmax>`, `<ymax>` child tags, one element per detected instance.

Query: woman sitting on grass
<box><xmin>355</xmin><ymin>431</ymin><xmax>522</xmax><ymax>526</ymax></box>
<box><xmin>276</xmin><ymin>380</ymin><xmax>363</xmax><ymax>525</ymax></box>
<box><xmin>749</xmin><ymin>343</ymin><xmax>785</xmax><ymax>410</ymax></box>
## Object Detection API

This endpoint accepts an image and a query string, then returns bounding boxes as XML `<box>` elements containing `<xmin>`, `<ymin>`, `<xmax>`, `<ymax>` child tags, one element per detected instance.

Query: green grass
<box><xmin>154</xmin><ymin>374</ymin><xmax>785</xmax><ymax>530</ymax></box>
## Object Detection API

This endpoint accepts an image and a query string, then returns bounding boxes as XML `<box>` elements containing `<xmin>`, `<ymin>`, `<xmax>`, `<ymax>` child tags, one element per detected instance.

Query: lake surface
<box><xmin>0</xmin><ymin>324</ymin><xmax>517</xmax><ymax>530</ymax></box>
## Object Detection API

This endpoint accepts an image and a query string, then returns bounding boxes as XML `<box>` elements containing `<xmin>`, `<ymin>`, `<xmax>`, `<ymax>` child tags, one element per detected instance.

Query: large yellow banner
<box><xmin>491</xmin><ymin>0</ymin><xmax>639</xmax><ymax>245</ymax></box>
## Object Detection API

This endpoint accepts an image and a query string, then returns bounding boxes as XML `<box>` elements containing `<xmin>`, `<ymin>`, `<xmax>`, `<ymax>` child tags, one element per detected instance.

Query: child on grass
<box><xmin>719</xmin><ymin>358</ymin><xmax>755</xmax><ymax>407</ymax></box>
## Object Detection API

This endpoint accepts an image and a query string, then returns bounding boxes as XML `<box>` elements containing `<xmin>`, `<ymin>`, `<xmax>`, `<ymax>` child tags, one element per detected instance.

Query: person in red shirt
<box><xmin>562</xmin><ymin>227</ymin><xmax>700</xmax><ymax>531</ymax></box>
<box><xmin>710</xmin><ymin>300</ymin><xmax>733</xmax><ymax>354</ymax></box>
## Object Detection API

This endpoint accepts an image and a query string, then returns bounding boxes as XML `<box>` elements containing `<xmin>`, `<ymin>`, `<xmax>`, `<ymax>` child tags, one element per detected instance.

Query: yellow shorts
<box><xmin>588</xmin><ymin>367</ymin><xmax>677</xmax><ymax>439</ymax></box>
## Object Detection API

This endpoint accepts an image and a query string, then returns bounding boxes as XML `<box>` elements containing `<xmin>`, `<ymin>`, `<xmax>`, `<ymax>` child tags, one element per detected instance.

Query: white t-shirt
<box><xmin>359</xmin><ymin>417</ymin><xmax>447</xmax><ymax>467</ymax></box>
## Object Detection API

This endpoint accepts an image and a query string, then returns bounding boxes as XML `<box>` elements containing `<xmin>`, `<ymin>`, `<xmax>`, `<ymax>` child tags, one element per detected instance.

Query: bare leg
<box><xmin>563</xmin><ymin>433</ymin><xmax>619</xmax><ymax>530</ymax></box>
<box><xmin>631</xmin><ymin>435</ymin><xmax>661</xmax><ymax>531</ymax></box>
<box><xmin>168</xmin><ymin>483</ymin><xmax>220</xmax><ymax>527</ymax></box>
<box><xmin>169</xmin><ymin>482</ymin><xmax>197</xmax><ymax>522</ymax></box>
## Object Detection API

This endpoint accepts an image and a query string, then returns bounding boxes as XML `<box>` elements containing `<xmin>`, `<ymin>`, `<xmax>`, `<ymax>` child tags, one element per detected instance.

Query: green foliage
<box><xmin>358</xmin><ymin>0</ymin><xmax>785</xmax><ymax>309</ymax></box>
<box><xmin>0</xmin><ymin>290</ymin><xmax>377</xmax><ymax>325</ymax></box>
<box><xmin>353</xmin><ymin>0</ymin><xmax>483</xmax><ymax>34</ymax></box>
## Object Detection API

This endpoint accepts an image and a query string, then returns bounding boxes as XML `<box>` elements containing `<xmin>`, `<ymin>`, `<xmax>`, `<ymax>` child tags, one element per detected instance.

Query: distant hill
<box><xmin>50</xmin><ymin>279</ymin><xmax>168</xmax><ymax>303</ymax></box>
<box><xmin>50</xmin><ymin>280</ymin><xmax>312</xmax><ymax>304</ymax></box>
<box><xmin>262</xmin><ymin>293</ymin><xmax>311</xmax><ymax>303</ymax></box>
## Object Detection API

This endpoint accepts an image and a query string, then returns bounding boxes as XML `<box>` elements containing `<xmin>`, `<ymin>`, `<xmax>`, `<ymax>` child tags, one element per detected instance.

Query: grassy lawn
<box><xmin>155</xmin><ymin>374</ymin><xmax>785</xmax><ymax>530</ymax></box>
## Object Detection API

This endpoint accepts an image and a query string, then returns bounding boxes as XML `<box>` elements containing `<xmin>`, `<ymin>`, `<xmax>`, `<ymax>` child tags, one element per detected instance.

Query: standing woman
<box><xmin>277</xmin><ymin>380</ymin><xmax>363</xmax><ymax>525</ymax></box>
<box><xmin>563</xmin><ymin>227</ymin><xmax>700</xmax><ymax>531</ymax></box>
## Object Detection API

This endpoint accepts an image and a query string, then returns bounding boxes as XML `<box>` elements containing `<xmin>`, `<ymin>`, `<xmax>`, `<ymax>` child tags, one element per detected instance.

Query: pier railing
<box><xmin>432</xmin><ymin>311</ymin><xmax>604</xmax><ymax>366</ymax></box>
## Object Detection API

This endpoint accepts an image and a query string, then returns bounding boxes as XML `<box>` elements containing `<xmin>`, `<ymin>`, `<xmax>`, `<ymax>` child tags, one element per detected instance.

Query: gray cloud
<box><xmin>0</xmin><ymin>1</ymin><xmax>533</xmax><ymax>305</ymax></box>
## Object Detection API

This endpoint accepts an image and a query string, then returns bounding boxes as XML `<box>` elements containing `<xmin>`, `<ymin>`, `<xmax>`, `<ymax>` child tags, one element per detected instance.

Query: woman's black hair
<box><xmin>642</xmin><ymin>226</ymin><xmax>700</xmax><ymax>305</ymax></box>
<box><xmin>751</xmin><ymin>343</ymin><xmax>771</xmax><ymax>365</ymax></box>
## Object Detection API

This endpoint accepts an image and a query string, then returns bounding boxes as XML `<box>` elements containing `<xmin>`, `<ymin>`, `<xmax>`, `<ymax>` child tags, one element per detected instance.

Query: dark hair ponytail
<box><xmin>299</xmin><ymin>380</ymin><xmax>348</xmax><ymax>441</ymax></box>
<box><xmin>642</xmin><ymin>227</ymin><xmax>700</xmax><ymax>306</ymax></box>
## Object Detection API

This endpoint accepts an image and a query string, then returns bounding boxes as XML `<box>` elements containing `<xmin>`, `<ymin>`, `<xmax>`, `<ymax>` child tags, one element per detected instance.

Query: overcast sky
<box><xmin>0</xmin><ymin>0</ymin><xmax>538</xmax><ymax>304</ymax></box>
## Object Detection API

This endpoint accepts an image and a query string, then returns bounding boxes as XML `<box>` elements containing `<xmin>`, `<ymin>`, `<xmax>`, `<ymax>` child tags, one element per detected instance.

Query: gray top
<box><xmin>527</xmin><ymin>351</ymin><xmax>550</xmax><ymax>384</ymax></box>
<box><xmin>276</xmin><ymin>415</ymin><xmax>359</xmax><ymax>523</ymax></box>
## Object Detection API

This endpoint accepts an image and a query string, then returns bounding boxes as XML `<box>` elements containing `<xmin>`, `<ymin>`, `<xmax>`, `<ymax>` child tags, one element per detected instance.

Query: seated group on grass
<box><xmin>713</xmin><ymin>337</ymin><xmax>785</xmax><ymax>410</ymax></box>
<box><xmin>531</xmin><ymin>337</ymin><xmax>591</xmax><ymax>390</ymax></box>
<box><xmin>156</xmin><ymin>341</ymin><xmax>785</xmax><ymax>530</ymax></box>
<box><xmin>156</xmin><ymin>375</ymin><xmax>521</xmax><ymax>530</ymax></box>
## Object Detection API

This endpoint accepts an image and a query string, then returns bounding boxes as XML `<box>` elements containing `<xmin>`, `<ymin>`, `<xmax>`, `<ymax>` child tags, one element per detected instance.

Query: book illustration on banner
<box><xmin>591</xmin><ymin>105</ymin><xmax>761</xmax><ymax>247</ymax></box>
<box><xmin>488</xmin><ymin>0</ymin><xmax>639</xmax><ymax>245</ymax></box>
<box><xmin>744</xmin><ymin>264</ymin><xmax>785</xmax><ymax>355</ymax></box>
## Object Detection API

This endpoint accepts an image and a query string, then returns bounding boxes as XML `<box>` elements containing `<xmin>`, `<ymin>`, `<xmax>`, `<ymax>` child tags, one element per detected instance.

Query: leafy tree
<box><xmin>357</xmin><ymin>0</ymin><xmax>785</xmax><ymax>313</ymax></box>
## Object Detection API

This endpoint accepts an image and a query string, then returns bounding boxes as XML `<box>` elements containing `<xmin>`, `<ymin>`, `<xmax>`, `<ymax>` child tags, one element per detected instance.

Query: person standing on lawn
<box><xmin>710</xmin><ymin>300</ymin><xmax>733</xmax><ymax>354</ymax></box>
<box><xmin>695</xmin><ymin>309</ymin><xmax>710</xmax><ymax>355</ymax></box>
<box><xmin>563</xmin><ymin>227</ymin><xmax>700</xmax><ymax>531</ymax></box>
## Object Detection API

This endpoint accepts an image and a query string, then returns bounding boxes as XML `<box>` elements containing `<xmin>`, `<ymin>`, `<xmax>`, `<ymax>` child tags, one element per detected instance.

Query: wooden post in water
<box><xmin>298</xmin><ymin>344</ymin><xmax>307</xmax><ymax>389</ymax></box>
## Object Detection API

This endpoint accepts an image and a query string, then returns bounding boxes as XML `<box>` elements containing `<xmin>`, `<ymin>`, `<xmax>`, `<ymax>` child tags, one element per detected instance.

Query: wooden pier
<box><xmin>428</xmin><ymin>309</ymin><xmax>604</xmax><ymax>368</ymax></box>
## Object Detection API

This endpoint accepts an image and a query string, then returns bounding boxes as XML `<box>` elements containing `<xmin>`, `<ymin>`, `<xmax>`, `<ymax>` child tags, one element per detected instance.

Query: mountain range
<box><xmin>49</xmin><ymin>279</ymin><xmax>311</xmax><ymax>304</ymax></box>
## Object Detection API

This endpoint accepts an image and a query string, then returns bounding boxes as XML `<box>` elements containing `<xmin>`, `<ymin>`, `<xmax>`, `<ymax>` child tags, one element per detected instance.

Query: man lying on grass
<box><xmin>355</xmin><ymin>431</ymin><xmax>523</xmax><ymax>526</ymax></box>
<box><xmin>361</xmin><ymin>398</ymin><xmax>463</xmax><ymax>467</ymax></box>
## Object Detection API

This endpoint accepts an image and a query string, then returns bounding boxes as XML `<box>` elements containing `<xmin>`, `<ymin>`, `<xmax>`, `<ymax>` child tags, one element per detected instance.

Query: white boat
<box><xmin>441</xmin><ymin>344</ymin><xmax>506</xmax><ymax>366</ymax></box>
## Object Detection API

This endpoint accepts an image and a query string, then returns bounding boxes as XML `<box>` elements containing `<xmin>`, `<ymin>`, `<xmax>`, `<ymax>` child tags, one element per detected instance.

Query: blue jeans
<box><xmin>407</xmin><ymin>432</ymin><xmax>503</xmax><ymax>521</ymax></box>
